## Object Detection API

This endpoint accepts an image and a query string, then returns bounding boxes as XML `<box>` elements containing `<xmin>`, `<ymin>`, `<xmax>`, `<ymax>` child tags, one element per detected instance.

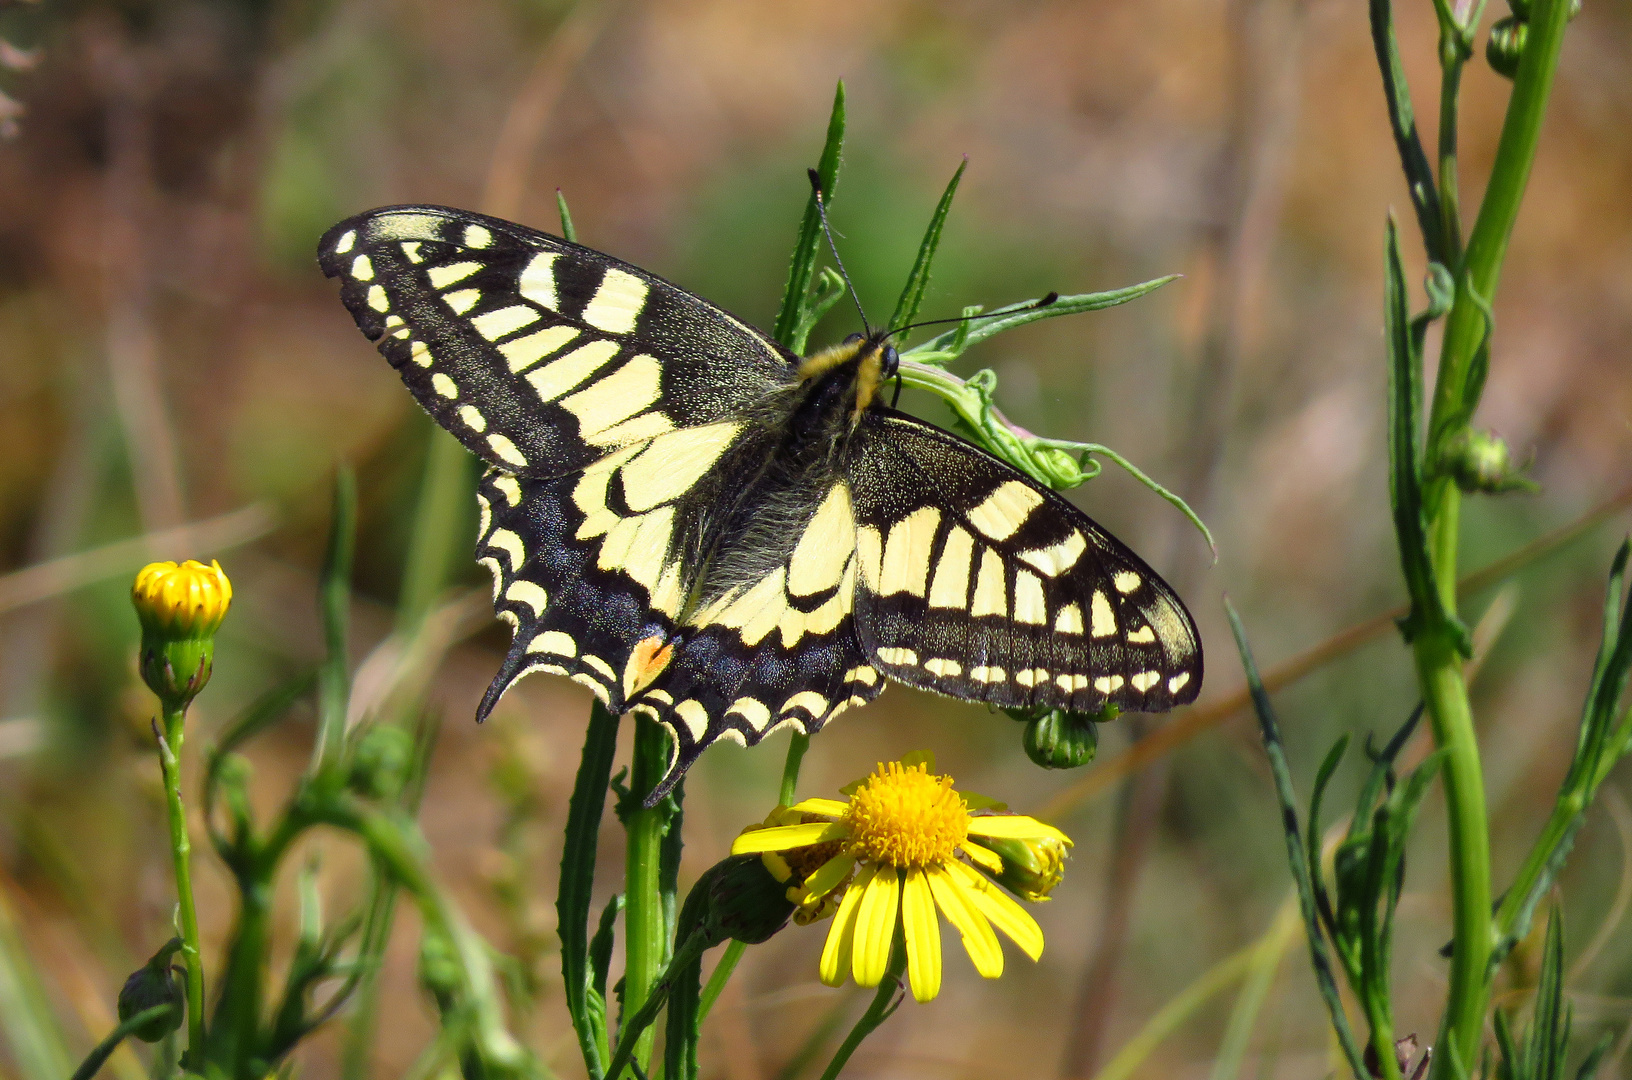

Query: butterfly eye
<box><xmin>881</xmin><ymin>344</ymin><xmax>900</xmax><ymax>378</ymax></box>
<box><xmin>843</xmin><ymin>332</ymin><xmax>865</xmax><ymax>345</ymax></box>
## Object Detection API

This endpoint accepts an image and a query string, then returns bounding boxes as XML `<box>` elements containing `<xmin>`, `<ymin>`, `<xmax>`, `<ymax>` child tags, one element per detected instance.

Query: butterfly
<box><xmin>320</xmin><ymin>205</ymin><xmax>1202</xmax><ymax>797</ymax></box>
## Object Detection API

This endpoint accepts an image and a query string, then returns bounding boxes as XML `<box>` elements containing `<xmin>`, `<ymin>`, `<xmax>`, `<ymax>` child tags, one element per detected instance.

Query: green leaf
<box><xmin>1225</xmin><ymin>599</ymin><xmax>1371</xmax><ymax>1080</ymax></box>
<box><xmin>557</xmin><ymin>189</ymin><xmax>577</xmax><ymax>244</ymax></box>
<box><xmin>1367</xmin><ymin>0</ymin><xmax>1445</xmax><ymax>262</ymax></box>
<box><xmin>557</xmin><ymin>703</ymin><xmax>621</xmax><ymax>1079</ymax></box>
<box><xmin>1384</xmin><ymin>217</ymin><xmax>1461</xmax><ymax>649</ymax></box>
<box><xmin>589</xmin><ymin>894</ymin><xmax>622</xmax><ymax>1002</ymax></box>
<box><xmin>888</xmin><ymin>157</ymin><xmax>966</xmax><ymax>342</ymax></box>
<box><xmin>774</xmin><ymin>81</ymin><xmax>846</xmax><ymax>352</ymax></box>
<box><xmin>1306</xmin><ymin>734</ymin><xmax>1350</xmax><ymax>938</ymax></box>
<box><xmin>901</xmin><ymin>276</ymin><xmax>1178</xmax><ymax>365</ymax></box>
<box><xmin>316</xmin><ymin>468</ymin><xmax>357</xmax><ymax>772</ymax></box>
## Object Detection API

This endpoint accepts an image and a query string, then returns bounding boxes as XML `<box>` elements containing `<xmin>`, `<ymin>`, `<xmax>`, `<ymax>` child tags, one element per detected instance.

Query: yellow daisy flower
<box><xmin>730</xmin><ymin>756</ymin><xmax>1071</xmax><ymax>1002</ymax></box>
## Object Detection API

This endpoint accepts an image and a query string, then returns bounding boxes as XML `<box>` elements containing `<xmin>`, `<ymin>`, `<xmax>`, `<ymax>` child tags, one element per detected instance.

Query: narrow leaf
<box><xmin>902</xmin><ymin>276</ymin><xmax>1178</xmax><ymax>363</ymax></box>
<box><xmin>774</xmin><ymin>81</ymin><xmax>846</xmax><ymax>351</ymax></box>
<box><xmin>558</xmin><ymin>703</ymin><xmax>621</xmax><ymax>1079</ymax></box>
<box><xmin>889</xmin><ymin>157</ymin><xmax>967</xmax><ymax>341</ymax></box>
<box><xmin>1225</xmin><ymin>598</ymin><xmax>1371</xmax><ymax>1080</ymax></box>
<box><xmin>1368</xmin><ymin>0</ymin><xmax>1445</xmax><ymax>261</ymax></box>
<box><xmin>1384</xmin><ymin>217</ymin><xmax>1453</xmax><ymax>646</ymax></box>
<box><xmin>557</xmin><ymin>189</ymin><xmax>577</xmax><ymax>244</ymax></box>
<box><xmin>316</xmin><ymin>467</ymin><xmax>357</xmax><ymax>771</ymax></box>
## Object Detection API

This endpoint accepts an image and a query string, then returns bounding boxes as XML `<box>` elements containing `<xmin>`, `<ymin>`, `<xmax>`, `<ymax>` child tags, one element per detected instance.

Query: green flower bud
<box><xmin>118</xmin><ymin>940</ymin><xmax>183</xmax><ymax>1043</ymax></box>
<box><xmin>131</xmin><ymin>560</ymin><xmax>232</xmax><ymax>710</ymax></box>
<box><xmin>1019</xmin><ymin>708</ymin><xmax>1101</xmax><ymax>769</ymax></box>
<box><xmin>1441</xmin><ymin>428</ymin><xmax>1539</xmax><ymax>495</ymax></box>
<box><xmin>978</xmin><ymin>832</ymin><xmax>1071</xmax><ymax>902</ymax></box>
<box><xmin>1487</xmin><ymin>16</ymin><xmax>1528</xmax><ymax>78</ymax></box>
<box><xmin>347</xmin><ymin>724</ymin><xmax>414</xmax><ymax>800</ymax></box>
<box><xmin>698</xmin><ymin>854</ymin><xmax>797</xmax><ymax>946</ymax></box>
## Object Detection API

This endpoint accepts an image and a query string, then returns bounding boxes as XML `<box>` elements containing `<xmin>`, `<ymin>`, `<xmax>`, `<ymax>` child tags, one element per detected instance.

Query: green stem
<box><xmin>779</xmin><ymin>734</ymin><xmax>810</xmax><ymax>807</ymax></box>
<box><xmin>1415</xmin><ymin>633</ymin><xmax>1490</xmax><ymax>1075</ymax></box>
<box><xmin>158</xmin><ymin>705</ymin><xmax>206</xmax><ymax>1067</ymax></box>
<box><xmin>1493</xmin><ymin>791</ymin><xmax>1584</xmax><ymax>945</ymax></box>
<box><xmin>816</xmin><ymin>936</ymin><xmax>907</xmax><ymax>1080</ymax></box>
<box><xmin>604</xmin><ymin>928</ymin><xmax>711</xmax><ymax>1080</ymax></box>
<box><xmin>1426</xmin><ymin>0</ymin><xmax>1572</xmax><ymax>453</ymax></box>
<box><xmin>621</xmin><ymin>716</ymin><xmax>672</xmax><ymax>1076</ymax></box>
<box><xmin>1413</xmin><ymin>2</ymin><xmax>1572</xmax><ymax>1072</ymax></box>
<box><xmin>70</xmin><ymin>1005</ymin><xmax>175</xmax><ymax>1080</ymax></box>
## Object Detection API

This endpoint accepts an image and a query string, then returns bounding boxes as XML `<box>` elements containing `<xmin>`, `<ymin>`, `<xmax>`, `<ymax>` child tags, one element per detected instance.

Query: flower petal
<box><xmin>959</xmin><ymin>841</ymin><xmax>1004</xmax><ymax>874</ymax></box>
<box><xmin>927</xmin><ymin>864</ymin><xmax>1003</xmax><ymax>978</ymax></box>
<box><xmin>731</xmin><ymin>821</ymin><xmax>848</xmax><ymax>855</ymax></box>
<box><xmin>901</xmin><ymin>868</ymin><xmax>942</xmax><ymax>1002</ymax></box>
<box><xmin>819</xmin><ymin>865</ymin><xmax>874</xmax><ymax>987</ymax></box>
<box><xmin>852</xmin><ymin>865</ymin><xmax>900</xmax><ymax>987</ymax></box>
<box><xmin>799</xmin><ymin>851</ymin><xmax>857</xmax><ymax>904</ymax></box>
<box><xmin>947</xmin><ymin>860</ymin><xmax>1044</xmax><ymax>961</ymax></box>
<box><xmin>965</xmin><ymin>815</ymin><xmax>1072</xmax><ymax>844</ymax></box>
<box><xmin>787</xmin><ymin>798</ymin><xmax>849</xmax><ymax>818</ymax></box>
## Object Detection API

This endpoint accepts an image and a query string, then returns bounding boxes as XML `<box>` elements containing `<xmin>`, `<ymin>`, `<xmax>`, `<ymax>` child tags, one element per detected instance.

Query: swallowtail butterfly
<box><xmin>320</xmin><ymin>205</ymin><xmax>1202</xmax><ymax>796</ymax></box>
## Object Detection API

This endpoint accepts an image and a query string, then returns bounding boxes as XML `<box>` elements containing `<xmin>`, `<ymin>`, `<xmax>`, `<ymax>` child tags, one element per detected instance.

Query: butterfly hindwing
<box><xmin>847</xmin><ymin>411</ymin><xmax>1202</xmax><ymax>714</ymax></box>
<box><xmin>318</xmin><ymin>205</ymin><xmax>797</xmax><ymax>479</ymax></box>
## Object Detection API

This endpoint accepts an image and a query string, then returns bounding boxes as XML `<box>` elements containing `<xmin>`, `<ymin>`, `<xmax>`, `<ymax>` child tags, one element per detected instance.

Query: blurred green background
<box><xmin>1</xmin><ymin>0</ymin><xmax>1630</xmax><ymax>1077</ymax></box>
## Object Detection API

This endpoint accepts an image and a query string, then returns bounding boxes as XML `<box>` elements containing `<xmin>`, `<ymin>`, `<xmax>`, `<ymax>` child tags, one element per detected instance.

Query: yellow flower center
<box><xmin>842</xmin><ymin>761</ymin><xmax>969</xmax><ymax>869</ymax></box>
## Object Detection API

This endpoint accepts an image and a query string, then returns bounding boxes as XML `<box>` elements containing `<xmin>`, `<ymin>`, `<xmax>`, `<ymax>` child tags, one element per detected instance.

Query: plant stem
<box><xmin>1413</xmin><ymin>2</ymin><xmax>1573</xmax><ymax>1072</ymax></box>
<box><xmin>780</xmin><ymin>733</ymin><xmax>809</xmax><ymax>806</ymax></box>
<box><xmin>816</xmin><ymin>938</ymin><xmax>907</xmax><ymax>1080</ymax></box>
<box><xmin>1426</xmin><ymin>0</ymin><xmax>1572</xmax><ymax>453</ymax></box>
<box><xmin>1415</xmin><ymin>632</ymin><xmax>1490</xmax><ymax>1074</ymax></box>
<box><xmin>621</xmin><ymin>716</ymin><xmax>672</xmax><ymax>1076</ymax></box>
<box><xmin>158</xmin><ymin>704</ymin><xmax>206</xmax><ymax>1067</ymax></box>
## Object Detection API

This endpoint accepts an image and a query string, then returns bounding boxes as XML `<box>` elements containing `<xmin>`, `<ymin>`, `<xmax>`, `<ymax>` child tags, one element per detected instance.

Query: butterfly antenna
<box><xmin>885</xmin><ymin>292</ymin><xmax>1060</xmax><ymax>343</ymax></box>
<box><xmin>807</xmin><ymin>168</ymin><xmax>872</xmax><ymax>336</ymax></box>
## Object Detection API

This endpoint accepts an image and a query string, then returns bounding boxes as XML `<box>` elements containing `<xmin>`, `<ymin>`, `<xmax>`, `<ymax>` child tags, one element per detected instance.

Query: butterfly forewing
<box><xmin>848</xmin><ymin>412</ymin><xmax>1202</xmax><ymax>713</ymax></box>
<box><xmin>318</xmin><ymin>205</ymin><xmax>796</xmax><ymax>479</ymax></box>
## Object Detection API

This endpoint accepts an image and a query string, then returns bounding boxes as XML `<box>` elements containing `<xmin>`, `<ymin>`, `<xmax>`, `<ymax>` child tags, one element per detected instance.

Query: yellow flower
<box><xmin>132</xmin><ymin>560</ymin><xmax>232</xmax><ymax>638</ymax></box>
<box><xmin>132</xmin><ymin>560</ymin><xmax>232</xmax><ymax>707</ymax></box>
<box><xmin>731</xmin><ymin>757</ymin><xmax>1071</xmax><ymax>1002</ymax></box>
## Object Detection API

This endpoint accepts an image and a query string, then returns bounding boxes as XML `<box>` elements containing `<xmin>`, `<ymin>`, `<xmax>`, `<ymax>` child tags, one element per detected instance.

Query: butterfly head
<box><xmin>796</xmin><ymin>330</ymin><xmax>899</xmax><ymax>426</ymax></box>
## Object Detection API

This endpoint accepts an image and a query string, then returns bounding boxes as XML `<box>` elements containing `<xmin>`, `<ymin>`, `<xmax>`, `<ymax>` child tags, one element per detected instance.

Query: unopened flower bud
<box><xmin>347</xmin><ymin>724</ymin><xmax>414</xmax><ymax>800</ymax></box>
<box><xmin>699</xmin><ymin>855</ymin><xmax>797</xmax><ymax>946</ymax></box>
<box><xmin>118</xmin><ymin>939</ymin><xmax>183</xmax><ymax>1043</ymax></box>
<box><xmin>978</xmin><ymin>831</ymin><xmax>1071</xmax><ymax>901</ymax></box>
<box><xmin>1441</xmin><ymin>428</ymin><xmax>1538</xmax><ymax>495</ymax></box>
<box><xmin>132</xmin><ymin>560</ymin><xmax>232</xmax><ymax>709</ymax></box>
<box><xmin>1017</xmin><ymin>708</ymin><xmax>1101</xmax><ymax>769</ymax></box>
<box><xmin>1487</xmin><ymin>16</ymin><xmax>1528</xmax><ymax>78</ymax></box>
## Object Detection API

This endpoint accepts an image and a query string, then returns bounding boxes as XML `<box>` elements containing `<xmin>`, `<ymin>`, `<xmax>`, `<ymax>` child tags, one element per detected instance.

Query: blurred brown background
<box><xmin>1</xmin><ymin>0</ymin><xmax>1630</xmax><ymax>1077</ymax></box>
